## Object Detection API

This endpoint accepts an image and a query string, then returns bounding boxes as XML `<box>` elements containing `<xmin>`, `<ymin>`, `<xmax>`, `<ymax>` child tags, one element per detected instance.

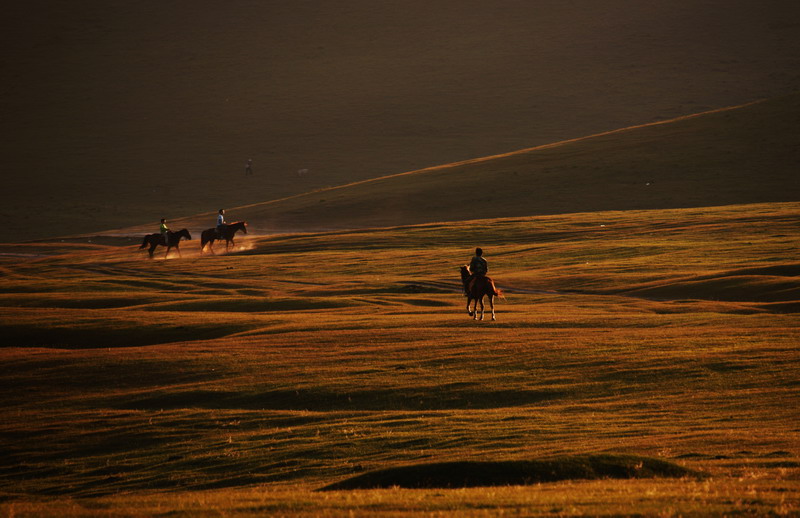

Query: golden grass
<box><xmin>5</xmin><ymin>479</ymin><xmax>799</xmax><ymax>518</ymax></box>
<box><xmin>1</xmin><ymin>202</ymin><xmax>799</xmax><ymax>515</ymax></box>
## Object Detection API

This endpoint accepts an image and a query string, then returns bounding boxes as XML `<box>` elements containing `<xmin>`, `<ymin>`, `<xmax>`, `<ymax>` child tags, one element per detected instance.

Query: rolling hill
<box><xmin>113</xmin><ymin>92</ymin><xmax>800</xmax><ymax>236</ymax></box>
<box><xmin>3</xmin><ymin>1</ymin><xmax>800</xmax><ymax>241</ymax></box>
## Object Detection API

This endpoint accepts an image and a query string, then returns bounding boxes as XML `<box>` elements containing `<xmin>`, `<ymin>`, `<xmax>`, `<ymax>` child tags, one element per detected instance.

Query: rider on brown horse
<box><xmin>460</xmin><ymin>248</ymin><xmax>501</xmax><ymax>321</ymax></box>
<box><xmin>465</xmin><ymin>247</ymin><xmax>488</xmax><ymax>295</ymax></box>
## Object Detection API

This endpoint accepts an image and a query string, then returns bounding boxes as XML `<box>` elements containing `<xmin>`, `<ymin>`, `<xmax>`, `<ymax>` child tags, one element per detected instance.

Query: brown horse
<box><xmin>139</xmin><ymin>229</ymin><xmax>192</xmax><ymax>259</ymax></box>
<box><xmin>460</xmin><ymin>265</ymin><xmax>501</xmax><ymax>321</ymax></box>
<box><xmin>200</xmin><ymin>221</ymin><xmax>248</xmax><ymax>254</ymax></box>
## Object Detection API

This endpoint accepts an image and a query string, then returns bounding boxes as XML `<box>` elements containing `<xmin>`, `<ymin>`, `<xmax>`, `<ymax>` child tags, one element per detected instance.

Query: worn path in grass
<box><xmin>0</xmin><ymin>202</ymin><xmax>798</xmax><ymax>515</ymax></box>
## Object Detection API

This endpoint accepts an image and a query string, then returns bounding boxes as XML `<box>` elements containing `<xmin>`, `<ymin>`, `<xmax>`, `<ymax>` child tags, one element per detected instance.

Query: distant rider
<box><xmin>216</xmin><ymin>209</ymin><xmax>226</xmax><ymax>238</ymax></box>
<box><xmin>160</xmin><ymin>218</ymin><xmax>170</xmax><ymax>246</ymax></box>
<box><xmin>466</xmin><ymin>247</ymin><xmax>488</xmax><ymax>295</ymax></box>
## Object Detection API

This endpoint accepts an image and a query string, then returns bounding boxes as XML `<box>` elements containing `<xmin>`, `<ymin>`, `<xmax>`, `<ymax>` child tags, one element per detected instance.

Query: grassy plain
<box><xmin>1</xmin><ymin>202</ymin><xmax>798</xmax><ymax>515</ymax></box>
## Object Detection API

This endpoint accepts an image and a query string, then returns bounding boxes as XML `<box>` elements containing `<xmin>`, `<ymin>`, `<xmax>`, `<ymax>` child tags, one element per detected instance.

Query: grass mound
<box><xmin>620</xmin><ymin>264</ymin><xmax>800</xmax><ymax>304</ymax></box>
<box><xmin>319</xmin><ymin>454</ymin><xmax>699</xmax><ymax>491</ymax></box>
<box><xmin>0</xmin><ymin>309</ymin><xmax>252</xmax><ymax>349</ymax></box>
<box><xmin>625</xmin><ymin>275</ymin><xmax>800</xmax><ymax>303</ymax></box>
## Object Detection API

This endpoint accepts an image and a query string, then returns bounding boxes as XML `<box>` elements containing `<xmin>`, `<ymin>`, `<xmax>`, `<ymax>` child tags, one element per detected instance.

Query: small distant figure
<box><xmin>245</xmin><ymin>158</ymin><xmax>253</xmax><ymax>176</ymax></box>
<box><xmin>160</xmin><ymin>218</ymin><xmax>170</xmax><ymax>246</ymax></box>
<box><xmin>216</xmin><ymin>209</ymin><xmax>226</xmax><ymax>238</ymax></box>
<box><xmin>465</xmin><ymin>247</ymin><xmax>488</xmax><ymax>295</ymax></box>
<box><xmin>297</xmin><ymin>168</ymin><xmax>308</xmax><ymax>178</ymax></box>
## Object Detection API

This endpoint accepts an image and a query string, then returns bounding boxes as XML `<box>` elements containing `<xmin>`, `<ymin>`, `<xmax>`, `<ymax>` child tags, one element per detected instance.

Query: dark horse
<box><xmin>139</xmin><ymin>229</ymin><xmax>192</xmax><ymax>259</ymax></box>
<box><xmin>460</xmin><ymin>265</ymin><xmax>502</xmax><ymax>321</ymax></box>
<box><xmin>200</xmin><ymin>221</ymin><xmax>248</xmax><ymax>254</ymax></box>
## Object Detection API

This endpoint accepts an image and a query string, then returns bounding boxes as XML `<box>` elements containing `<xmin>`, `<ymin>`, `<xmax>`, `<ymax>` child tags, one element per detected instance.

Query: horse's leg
<box><xmin>466</xmin><ymin>297</ymin><xmax>473</xmax><ymax>317</ymax></box>
<box><xmin>489</xmin><ymin>294</ymin><xmax>496</xmax><ymax>321</ymax></box>
<box><xmin>176</xmin><ymin>245</ymin><xmax>182</xmax><ymax>258</ymax></box>
<box><xmin>164</xmin><ymin>245</ymin><xmax>171</xmax><ymax>259</ymax></box>
<box><xmin>478</xmin><ymin>296</ymin><xmax>485</xmax><ymax>320</ymax></box>
<box><xmin>148</xmin><ymin>243</ymin><xmax>155</xmax><ymax>259</ymax></box>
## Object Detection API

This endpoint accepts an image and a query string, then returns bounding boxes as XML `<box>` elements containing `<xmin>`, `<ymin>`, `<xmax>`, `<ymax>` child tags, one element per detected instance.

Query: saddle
<box><xmin>465</xmin><ymin>273</ymin><xmax>486</xmax><ymax>295</ymax></box>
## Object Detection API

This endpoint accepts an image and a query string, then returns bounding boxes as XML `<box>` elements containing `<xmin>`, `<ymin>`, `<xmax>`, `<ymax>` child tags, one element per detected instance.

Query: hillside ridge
<box><xmin>104</xmin><ymin>93</ymin><xmax>798</xmax><ymax>237</ymax></box>
<box><xmin>232</xmin><ymin>99</ymin><xmax>766</xmax><ymax>211</ymax></box>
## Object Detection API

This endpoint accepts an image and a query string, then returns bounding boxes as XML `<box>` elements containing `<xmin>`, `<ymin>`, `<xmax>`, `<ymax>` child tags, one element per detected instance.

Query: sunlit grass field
<box><xmin>1</xmin><ymin>202</ymin><xmax>798</xmax><ymax>516</ymax></box>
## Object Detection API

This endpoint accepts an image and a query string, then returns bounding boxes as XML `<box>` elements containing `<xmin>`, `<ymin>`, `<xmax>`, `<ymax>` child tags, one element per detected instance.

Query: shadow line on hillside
<box><xmin>105</xmin><ymin>387</ymin><xmax>568</xmax><ymax>412</ymax></box>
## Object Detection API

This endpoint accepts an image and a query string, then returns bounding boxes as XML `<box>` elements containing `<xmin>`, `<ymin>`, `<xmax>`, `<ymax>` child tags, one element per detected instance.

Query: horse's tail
<box><xmin>139</xmin><ymin>236</ymin><xmax>149</xmax><ymax>249</ymax></box>
<box><xmin>489</xmin><ymin>278</ymin><xmax>503</xmax><ymax>298</ymax></box>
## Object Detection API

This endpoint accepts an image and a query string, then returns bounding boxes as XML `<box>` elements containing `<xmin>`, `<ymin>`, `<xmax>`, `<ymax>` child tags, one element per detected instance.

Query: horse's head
<box><xmin>180</xmin><ymin>229</ymin><xmax>192</xmax><ymax>240</ymax></box>
<box><xmin>460</xmin><ymin>265</ymin><xmax>470</xmax><ymax>282</ymax></box>
<box><xmin>229</xmin><ymin>221</ymin><xmax>248</xmax><ymax>234</ymax></box>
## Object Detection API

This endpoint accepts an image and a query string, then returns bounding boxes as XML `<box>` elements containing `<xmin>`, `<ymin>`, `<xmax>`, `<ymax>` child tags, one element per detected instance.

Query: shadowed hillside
<box><xmin>320</xmin><ymin>455</ymin><xmax>699</xmax><ymax>490</ymax></box>
<box><xmin>2</xmin><ymin>1</ymin><xmax>800</xmax><ymax>241</ymax></box>
<box><xmin>147</xmin><ymin>93</ymin><xmax>800</xmax><ymax>235</ymax></box>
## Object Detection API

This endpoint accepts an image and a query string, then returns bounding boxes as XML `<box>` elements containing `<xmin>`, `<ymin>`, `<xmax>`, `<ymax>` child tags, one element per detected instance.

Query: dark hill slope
<box><xmin>3</xmin><ymin>1</ymin><xmax>800</xmax><ymax>240</ymax></box>
<box><xmin>159</xmin><ymin>93</ymin><xmax>800</xmax><ymax>234</ymax></box>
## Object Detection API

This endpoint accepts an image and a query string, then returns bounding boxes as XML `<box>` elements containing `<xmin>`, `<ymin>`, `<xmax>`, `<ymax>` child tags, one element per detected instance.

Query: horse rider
<box><xmin>160</xmin><ymin>218</ymin><xmax>170</xmax><ymax>246</ymax></box>
<box><xmin>466</xmin><ymin>247</ymin><xmax>488</xmax><ymax>295</ymax></box>
<box><xmin>216</xmin><ymin>209</ymin><xmax>226</xmax><ymax>239</ymax></box>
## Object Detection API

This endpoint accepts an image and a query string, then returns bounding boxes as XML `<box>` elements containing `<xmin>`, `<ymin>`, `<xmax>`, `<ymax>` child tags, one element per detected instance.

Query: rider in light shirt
<box><xmin>216</xmin><ymin>209</ymin><xmax>226</xmax><ymax>238</ymax></box>
<box><xmin>160</xmin><ymin>218</ymin><xmax>170</xmax><ymax>246</ymax></box>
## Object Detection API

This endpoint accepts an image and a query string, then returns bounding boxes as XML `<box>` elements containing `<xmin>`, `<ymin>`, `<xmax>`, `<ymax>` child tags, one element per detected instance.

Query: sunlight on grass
<box><xmin>0</xmin><ymin>202</ymin><xmax>798</xmax><ymax>515</ymax></box>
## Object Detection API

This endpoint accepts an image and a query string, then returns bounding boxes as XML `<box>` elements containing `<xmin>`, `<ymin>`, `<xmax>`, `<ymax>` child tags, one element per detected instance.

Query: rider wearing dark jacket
<box><xmin>470</xmin><ymin>248</ymin><xmax>487</xmax><ymax>276</ymax></box>
<box><xmin>465</xmin><ymin>247</ymin><xmax>488</xmax><ymax>295</ymax></box>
